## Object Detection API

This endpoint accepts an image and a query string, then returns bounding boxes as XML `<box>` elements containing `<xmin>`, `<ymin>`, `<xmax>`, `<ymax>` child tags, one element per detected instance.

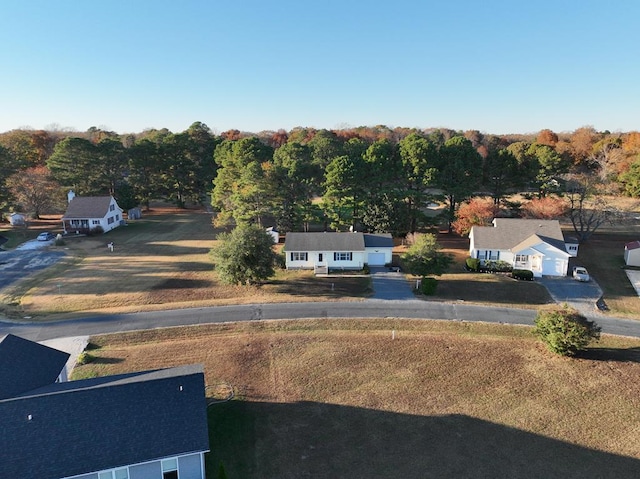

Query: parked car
<box><xmin>572</xmin><ymin>266</ymin><xmax>590</xmax><ymax>282</ymax></box>
<box><xmin>37</xmin><ymin>232</ymin><xmax>55</xmax><ymax>241</ymax></box>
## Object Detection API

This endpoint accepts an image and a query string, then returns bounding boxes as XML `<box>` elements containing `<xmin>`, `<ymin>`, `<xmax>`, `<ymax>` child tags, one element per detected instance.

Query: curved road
<box><xmin>2</xmin><ymin>299</ymin><xmax>640</xmax><ymax>342</ymax></box>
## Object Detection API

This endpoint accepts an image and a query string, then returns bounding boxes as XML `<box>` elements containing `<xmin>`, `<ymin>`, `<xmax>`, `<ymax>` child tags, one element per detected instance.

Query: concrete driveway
<box><xmin>369</xmin><ymin>266</ymin><xmax>417</xmax><ymax>300</ymax></box>
<box><xmin>538</xmin><ymin>276</ymin><xmax>603</xmax><ymax>315</ymax></box>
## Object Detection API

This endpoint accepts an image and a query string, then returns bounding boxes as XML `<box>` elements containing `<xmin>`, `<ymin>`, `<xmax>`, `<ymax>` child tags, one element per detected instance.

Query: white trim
<box><xmin>60</xmin><ymin>451</ymin><xmax>209</xmax><ymax>479</ymax></box>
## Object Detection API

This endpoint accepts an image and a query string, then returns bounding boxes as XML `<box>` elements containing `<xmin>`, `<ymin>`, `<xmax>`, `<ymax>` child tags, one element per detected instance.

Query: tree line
<box><xmin>2</xmin><ymin>123</ymin><xmax>640</xmax><ymax>239</ymax></box>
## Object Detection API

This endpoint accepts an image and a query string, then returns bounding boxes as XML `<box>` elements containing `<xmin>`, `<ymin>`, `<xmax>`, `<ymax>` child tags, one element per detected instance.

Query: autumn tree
<box><xmin>521</xmin><ymin>196</ymin><xmax>568</xmax><ymax>219</ymax></box>
<box><xmin>451</xmin><ymin>198</ymin><xmax>501</xmax><ymax>236</ymax></box>
<box><xmin>536</xmin><ymin>129</ymin><xmax>558</xmax><ymax>147</ymax></box>
<box><xmin>6</xmin><ymin>166</ymin><xmax>62</xmax><ymax>218</ymax></box>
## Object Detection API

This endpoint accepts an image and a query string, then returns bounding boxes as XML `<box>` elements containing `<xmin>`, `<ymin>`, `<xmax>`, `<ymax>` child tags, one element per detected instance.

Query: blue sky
<box><xmin>1</xmin><ymin>0</ymin><xmax>638</xmax><ymax>135</ymax></box>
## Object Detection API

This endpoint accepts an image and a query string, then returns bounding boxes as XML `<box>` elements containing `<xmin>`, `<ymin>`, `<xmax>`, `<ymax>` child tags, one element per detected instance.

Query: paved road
<box><xmin>2</xmin><ymin>300</ymin><xmax>640</xmax><ymax>342</ymax></box>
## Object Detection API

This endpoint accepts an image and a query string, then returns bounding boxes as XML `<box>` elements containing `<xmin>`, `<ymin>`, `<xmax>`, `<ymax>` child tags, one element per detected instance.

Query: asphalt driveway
<box><xmin>0</xmin><ymin>241</ymin><xmax>66</xmax><ymax>290</ymax></box>
<box><xmin>369</xmin><ymin>266</ymin><xmax>417</xmax><ymax>300</ymax></box>
<box><xmin>537</xmin><ymin>276</ymin><xmax>603</xmax><ymax>315</ymax></box>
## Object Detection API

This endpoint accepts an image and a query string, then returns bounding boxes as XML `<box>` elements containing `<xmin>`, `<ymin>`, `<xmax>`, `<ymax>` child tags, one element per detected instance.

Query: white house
<box><xmin>62</xmin><ymin>191</ymin><xmax>124</xmax><ymax>234</ymax></box>
<box><xmin>625</xmin><ymin>240</ymin><xmax>640</xmax><ymax>267</ymax></box>
<box><xmin>284</xmin><ymin>232</ymin><xmax>393</xmax><ymax>272</ymax></box>
<box><xmin>469</xmin><ymin>219</ymin><xmax>577</xmax><ymax>277</ymax></box>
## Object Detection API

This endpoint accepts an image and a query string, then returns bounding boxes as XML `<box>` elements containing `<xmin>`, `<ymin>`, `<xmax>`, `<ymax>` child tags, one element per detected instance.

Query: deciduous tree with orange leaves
<box><xmin>451</xmin><ymin>198</ymin><xmax>502</xmax><ymax>236</ymax></box>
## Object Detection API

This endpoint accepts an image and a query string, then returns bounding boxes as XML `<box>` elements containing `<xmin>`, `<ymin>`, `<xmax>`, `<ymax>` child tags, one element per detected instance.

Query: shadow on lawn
<box><xmin>580</xmin><ymin>346</ymin><xmax>640</xmax><ymax>363</ymax></box>
<box><xmin>207</xmin><ymin>400</ymin><xmax>640</xmax><ymax>479</ymax></box>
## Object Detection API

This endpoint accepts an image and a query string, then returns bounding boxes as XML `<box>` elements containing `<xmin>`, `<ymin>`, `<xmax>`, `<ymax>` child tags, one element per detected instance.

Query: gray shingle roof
<box><xmin>471</xmin><ymin>219</ymin><xmax>567</xmax><ymax>252</ymax></box>
<box><xmin>0</xmin><ymin>334</ymin><xmax>69</xmax><ymax>400</ymax></box>
<box><xmin>285</xmin><ymin>232</ymin><xmax>366</xmax><ymax>251</ymax></box>
<box><xmin>63</xmin><ymin>196</ymin><xmax>117</xmax><ymax>219</ymax></box>
<box><xmin>363</xmin><ymin>233</ymin><xmax>393</xmax><ymax>248</ymax></box>
<box><xmin>1</xmin><ymin>363</ymin><xmax>209</xmax><ymax>479</ymax></box>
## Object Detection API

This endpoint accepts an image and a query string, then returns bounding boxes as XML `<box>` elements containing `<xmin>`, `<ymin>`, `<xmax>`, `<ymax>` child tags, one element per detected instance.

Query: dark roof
<box><xmin>0</xmin><ymin>334</ymin><xmax>69</xmax><ymax>400</ymax></box>
<box><xmin>63</xmin><ymin>196</ymin><xmax>118</xmax><ymax>219</ymax></box>
<box><xmin>626</xmin><ymin>240</ymin><xmax>640</xmax><ymax>251</ymax></box>
<box><xmin>363</xmin><ymin>233</ymin><xmax>393</xmax><ymax>248</ymax></box>
<box><xmin>1</xmin><ymin>364</ymin><xmax>209</xmax><ymax>479</ymax></box>
<box><xmin>285</xmin><ymin>232</ymin><xmax>366</xmax><ymax>252</ymax></box>
<box><xmin>471</xmin><ymin>219</ymin><xmax>567</xmax><ymax>252</ymax></box>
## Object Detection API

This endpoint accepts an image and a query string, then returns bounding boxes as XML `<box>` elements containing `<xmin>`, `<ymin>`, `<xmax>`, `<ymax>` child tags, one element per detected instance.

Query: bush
<box><xmin>421</xmin><ymin>277</ymin><xmax>438</xmax><ymax>295</ymax></box>
<box><xmin>89</xmin><ymin>225</ymin><xmax>104</xmax><ymax>236</ymax></box>
<box><xmin>512</xmin><ymin>269</ymin><xmax>534</xmax><ymax>280</ymax></box>
<box><xmin>465</xmin><ymin>257</ymin><xmax>480</xmax><ymax>271</ymax></box>
<box><xmin>362</xmin><ymin>264</ymin><xmax>370</xmax><ymax>275</ymax></box>
<box><xmin>533</xmin><ymin>305</ymin><xmax>601</xmax><ymax>356</ymax></box>
<box><xmin>76</xmin><ymin>352</ymin><xmax>95</xmax><ymax>365</ymax></box>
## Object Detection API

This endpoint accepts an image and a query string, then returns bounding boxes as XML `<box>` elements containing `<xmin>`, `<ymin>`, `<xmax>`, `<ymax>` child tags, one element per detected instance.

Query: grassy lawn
<box><xmin>72</xmin><ymin>319</ymin><xmax>640</xmax><ymax>478</ymax></box>
<box><xmin>0</xmin><ymin>207</ymin><xmax>370</xmax><ymax>319</ymax></box>
<box><xmin>575</xmin><ymin>224</ymin><xmax>640</xmax><ymax>318</ymax></box>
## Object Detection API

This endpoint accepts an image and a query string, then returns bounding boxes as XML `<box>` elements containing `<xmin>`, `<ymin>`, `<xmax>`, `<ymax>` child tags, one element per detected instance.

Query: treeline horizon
<box><xmin>2</xmin><ymin>122</ymin><xmax>640</xmax><ymax>239</ymax></box>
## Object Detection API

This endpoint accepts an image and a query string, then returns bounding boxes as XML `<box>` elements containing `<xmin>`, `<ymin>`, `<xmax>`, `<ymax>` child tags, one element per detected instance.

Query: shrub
<box><xmin>533</xmin><ymin>305</ymin><xmax>601</xmax><ymax>356</ymax></box>
<box><xmin>512</xmin><ymin>269</ymin><xmax>534</xmax><ymax>280</ymax></box>
<box><xmin>362</xmin><ymin>264</ymin><xmax>370</xmax><ymax>275</ymax></box>
<box><xmin>421</xmin><ymin>277</ymin><xmax>438</xmax><ymax>295</ymax></box>
<box><xmin>76</xmin><ymin>352</ymin><xmax>95</xmax><ymax>365</ymax></box>
<box><xmin>465</xmin><ymin>257</ymin><xmax>480</xmax><ymax>271</ymax></box>
<box><xmin>89</xmin><ymin>225</ymin><xmax>104</xmax><ymax>236</ymax></box>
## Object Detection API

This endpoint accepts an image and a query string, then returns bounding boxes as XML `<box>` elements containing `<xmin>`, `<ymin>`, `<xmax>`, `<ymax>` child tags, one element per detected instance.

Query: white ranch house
<box><xmin>469</xmin><ymin>219</ymin><xmax>578</xmax><ymax>278</ymax></box>
<box><xmin>285</xmin><ymin>232</ymin><xmax>393</xmax><ymax>273</ymax></box>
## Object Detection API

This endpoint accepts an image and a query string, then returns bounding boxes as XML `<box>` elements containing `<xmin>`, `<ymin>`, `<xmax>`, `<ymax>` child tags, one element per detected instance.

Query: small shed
<box><xmin>9</xmin><ymin>213</ymin><xmax>25</xmax><ymax>226</ymax></box>
<box><xmin>624</xmin><ymin>240</ymin><xmax>640</xmax><ymax>267</ymax></box>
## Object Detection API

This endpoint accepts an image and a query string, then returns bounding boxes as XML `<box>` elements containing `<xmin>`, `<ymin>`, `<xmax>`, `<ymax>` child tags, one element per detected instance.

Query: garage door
<box><xmin>368</xmin><ymin>252</ymin><xmax>386</xmax><ymax>266</ymax></box>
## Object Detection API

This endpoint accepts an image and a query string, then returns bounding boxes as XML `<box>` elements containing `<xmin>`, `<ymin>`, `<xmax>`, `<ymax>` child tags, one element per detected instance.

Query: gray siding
<box><xmin>130</xmin><ymin>461</ymin><xmax>161</xmax><ymax>479</ymax></box>
<box><xmin>179</xmin><ymin>453</ymin><xmax>205</xmax><ymax>479</ymax></box>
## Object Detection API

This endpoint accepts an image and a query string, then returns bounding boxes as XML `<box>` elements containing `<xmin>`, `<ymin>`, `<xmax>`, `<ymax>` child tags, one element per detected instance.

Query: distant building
<box><xmin>62</xmin><ymin>191</ymin><xmax>124</xmax><ymax>234</ymax></box>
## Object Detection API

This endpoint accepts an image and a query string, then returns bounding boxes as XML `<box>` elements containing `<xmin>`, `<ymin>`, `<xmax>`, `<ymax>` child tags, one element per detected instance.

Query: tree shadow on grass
<box><xmin>579</xmin><ymin>346</ymin><xmax>640</xmax><ymax>363</ymax></box>
<box><xmin>207</xmin><ymin>400</ymin><xmax>640</xmax><ymax>479</ymax></box>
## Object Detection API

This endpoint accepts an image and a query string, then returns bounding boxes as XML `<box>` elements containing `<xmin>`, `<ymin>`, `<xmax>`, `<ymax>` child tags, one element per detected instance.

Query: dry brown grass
<box><xmin>2</xmin><ymin>207</ymin><xmax>369</xmax><ymax>319</ymax></box>
<box><xmin>74</xmin><ymin>319</ymin><xmax>640</xmax><ymax>478</ymax></box>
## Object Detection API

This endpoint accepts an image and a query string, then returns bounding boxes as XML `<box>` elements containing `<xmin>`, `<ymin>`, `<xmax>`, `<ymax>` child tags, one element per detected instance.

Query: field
<box><xmin>73</xmin><ymin>319</ymin><xmax>640</xmax><ymax>478</ymax></box>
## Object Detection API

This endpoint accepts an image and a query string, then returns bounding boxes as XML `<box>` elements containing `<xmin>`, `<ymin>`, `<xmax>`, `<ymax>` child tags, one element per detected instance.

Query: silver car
<box><xmin>572</xmin><ymin>266</ymin><xmax>590</xmax><ymax>282</ymax></box>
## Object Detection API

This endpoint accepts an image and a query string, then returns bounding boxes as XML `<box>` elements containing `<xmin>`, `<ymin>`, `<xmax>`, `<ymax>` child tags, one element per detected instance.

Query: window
<box><xmin>489</xmin><ymin>250</ymin><xmax>499</xmax><ymax>261</ymax></box>
<box><xmin>515</xmin><ymin>254</ymin><xmax>528</xmax><ymax>263</ymax></box>
<box><xmin>334</xmin><ymin>252</ymin><xmax>352</xmax><ymax>261</ymax></box>
<box><xmin>108</xmin><ymin>216</ymin><xmax>115</xmax><ymax>224</ymax></box>
<box><xmin>110</xmin><ymin>204</ymin><xmax>115</xmax><ymax>211</ymax></box>
<box><xmin>98</xmin><ymin>468</ymin><xmax>128</xmax><ymax>479</ymax></box>
<box><xmin>116</xmin><ymin>214</ymin><xmax>120</xmax><ymax>221</ymax></box>
<box><xmin>92</xmin><ymin>220</ymin><xmax>100</xmax><ymax>225</ymax></box>
<box><xmin>290</xmin><ymin>252</ymin><xmax>308</xmax><ymax>261</ymax></box>
<box><xmin>568</xmin><ymin>245</ymin><xmax>577</xmax><ymax>251</ymax></box>
<box><xmin>162</xmin><ymin>458</ymin><xmax>179</xmax><ymax>479</ymax></box>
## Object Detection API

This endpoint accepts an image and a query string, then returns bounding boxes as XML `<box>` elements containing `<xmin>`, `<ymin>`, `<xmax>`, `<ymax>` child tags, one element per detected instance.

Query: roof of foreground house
<box><xmin>0</xmin><ymin>334</ymin><xmax>69</xmax><ymax>400</ymax></box>
<box><xmin>471</xmin><ymin>219</ymin><xmax>567</xmax><ymax>253</ymax></box>
<box><xmin>0</xmin><ymin>335</ymin><xmax>209</xmax><ymax>479</ymax></box>
<box><xmin>63</xmin><ymin>196</ymin><xmax>119</xmax><ymax>219</ymax></box>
